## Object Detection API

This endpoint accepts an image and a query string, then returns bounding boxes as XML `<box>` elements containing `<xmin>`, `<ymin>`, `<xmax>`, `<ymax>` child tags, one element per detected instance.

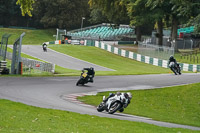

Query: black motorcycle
<box><xmin>76</xmin><ymin>70</ymin><xmax>93</xmax><ymax>86</ymax></box>
<box><xmin>43</xmin><ymin>43</ymin><xmax>47</xmax><ymax>52</ymax></box>
<box><xmin>169</xmin><ymin>62</ymin><xmax>181</xmax><ymax>75</ymax></box>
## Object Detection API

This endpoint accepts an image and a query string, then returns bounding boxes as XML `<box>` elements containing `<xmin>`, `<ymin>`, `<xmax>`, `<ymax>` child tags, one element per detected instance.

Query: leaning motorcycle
<box><xmin>43</xmin><ymin>45</ymin><xmax>47</xmax><ymax>52</ymax></box>
<box><xmin>169</xmin><ymin>62</ymin><xmax>181</xmax><ymax>75</ymax></box>
<box><xmin>76</xmin><ymin>70</ymin><xmax>93</xmax><ymax>86</ymax></box>
<box><xmin>97</xmin><ymin>94</ymin><xmax>129</xmax><ymax>114</ymax></box>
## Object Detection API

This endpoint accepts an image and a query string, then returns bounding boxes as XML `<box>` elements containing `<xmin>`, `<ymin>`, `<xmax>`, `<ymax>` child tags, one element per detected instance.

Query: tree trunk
<box><xmin>136</xmin><ymin>26</ymin><xmax>141</xmax><ymax>44</ymax></box>
<box><xmin>157</xmin><ymin>19</ymin><xmax>163</xmax><ymax>46</ymax></box>
<box><xmin>171</xmin><ymin>16</ymin><xmax>178</xmax><ymax>52</ymax></box>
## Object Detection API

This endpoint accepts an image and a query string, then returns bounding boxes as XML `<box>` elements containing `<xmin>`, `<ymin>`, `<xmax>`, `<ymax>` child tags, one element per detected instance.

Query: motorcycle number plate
<box><xmin>82</xmin><ymin>73</ymin><xmax>87</xmax><ymax>78</ymax></box>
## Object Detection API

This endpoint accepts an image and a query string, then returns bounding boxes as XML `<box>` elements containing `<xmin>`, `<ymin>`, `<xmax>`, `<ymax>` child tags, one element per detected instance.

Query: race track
<box><xmin>2</xmin><ymin>45</ymin><xmax>200</xmax><ymax>130</ymax></box>
<box><xmin>0</xmin><ymin>74</ymin><xmax>200</xmax><ymax>130</ymax></box>
<box><xmin>19</xmin><ymin>45</ymin><xmax>114</xmax><ymax>71</ymax></box>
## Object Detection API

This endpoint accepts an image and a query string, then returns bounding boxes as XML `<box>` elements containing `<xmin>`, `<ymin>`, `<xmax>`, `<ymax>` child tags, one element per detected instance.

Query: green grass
<box><xmin>0</xmin><ymin>28</ymin><xmax>55</xmax><ymax>45</ymax></box>
<box><xmin>175</xmin><ymin>52</ymin><xmax>200</xmax><ymax>65</ymax></box>
<box><xmin>49</xmin><ymin>45</ymin><xmax>170</xmax><ymax>75</ymax></box>
<box><xmin>0</xmin><ymin>99</ymin><xmax>198</xmax><ymax>133</ymax></box>
<box><xmin>78</xmin><ymin>82</ymin><xmax>200</xmax><ymax>127</ymax></box>
<box><xmin>54</xmin><ymin>65</ymin><xmax>80</xmax><ymax>75</ymax></box>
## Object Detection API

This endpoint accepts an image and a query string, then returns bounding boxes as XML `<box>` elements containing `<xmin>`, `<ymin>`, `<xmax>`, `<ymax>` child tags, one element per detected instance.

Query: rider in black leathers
<box><xmin>42</xmin><ymin>43</ymin><xmax>47</xmax><ymax>52</ymax></box>
<box><xmin>168</xmin><ymin>55</ymin><xmax>177</xmax><ymax>65</ymax></box>
<box><xmin>83</xmin><ymin>67</ymin><xmax>95</xmax><ymax>82</ymax></box>
<box><xmin>168</xmin><ymin>55</ymin><xmax>180</xmax><ymax>74</ymax></box>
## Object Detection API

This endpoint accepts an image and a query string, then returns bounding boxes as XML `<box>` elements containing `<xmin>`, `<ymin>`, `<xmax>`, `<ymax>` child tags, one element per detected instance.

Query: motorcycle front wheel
<box><xmin>76</xmin><ymin>78</ymin><xmax>83</xmax><ymax>86</ymax></box>
<box><xmin>97</xmin><ymin>102</ymin><xmax>105</xmax><ymax>112</ymax></box>
<box><xmin>171</xmin><ymin>67</ymin><xmax>177</xmax><ymax>75</ymax></box>
<box><xmin>177</xmin><ymin>67</ymin><xmax>181</xmax><ymax>75</ymax></box>
<box><xmin>108</xmin><ymin>102</ymin><xmax>122</xmax><ymax>114</ymax></box>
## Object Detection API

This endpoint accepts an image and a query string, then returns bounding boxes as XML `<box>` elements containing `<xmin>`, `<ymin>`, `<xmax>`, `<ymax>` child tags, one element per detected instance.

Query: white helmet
<box><xmin>127</xmin><ymin>92</ymin><xmax>132</xmax><ymax>99</ymax></box>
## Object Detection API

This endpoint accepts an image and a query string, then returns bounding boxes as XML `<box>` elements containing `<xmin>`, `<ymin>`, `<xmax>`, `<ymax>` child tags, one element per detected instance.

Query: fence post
<box><xmin>11</xmin><ymin>32</ymin><xmax>25</xmax><ymax>74</ymax></box>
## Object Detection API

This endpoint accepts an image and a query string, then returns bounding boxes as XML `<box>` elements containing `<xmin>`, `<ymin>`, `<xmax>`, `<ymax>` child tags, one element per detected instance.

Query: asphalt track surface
<box><xmin>18</xmin><ymin>45</ymin><xmax>114</xmax><ymax>71</ymax></box>
<box><xmin>2</xmin><ymin>45</ymin><xmax>200</xmax><ymax>130</ymax></box>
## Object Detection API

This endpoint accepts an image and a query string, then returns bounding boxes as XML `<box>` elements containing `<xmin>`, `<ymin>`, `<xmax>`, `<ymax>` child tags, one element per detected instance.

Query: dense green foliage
<box><xmin>78</xmin><ymin>82</ymin><xmax>200</xmax><ymax>127</ymax></box>
<box><xmin>0</xmin><ymin>0</ymin><xmax>28</xmax><ymax>27</ymax></box>
<box><xmin>16</xmin><ymin>0</ymin><xmax>34</xmax><ymax>17</ymax></box>
<box><xmin>32</xmin><ymin>0</ymin><xmax>90</xmax><ymax>29</ymax></box>
<box><xmin>88</xmin><ymin>0</ymin><xmax>200</xmax><ymax>45</ymax></box>
<box><xmin>5</xmin><ymin>0</ymin><xmax>199</xmax><ymax>37</ymax></box>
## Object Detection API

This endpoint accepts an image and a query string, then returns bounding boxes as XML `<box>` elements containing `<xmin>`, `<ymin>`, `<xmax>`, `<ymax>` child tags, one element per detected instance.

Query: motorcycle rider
<box><xmin>42</xmin><ymin>43</ymin><xmax>47</xmax><ymax>52</ymax></box>
<box><xmin>168</xmin><ymin>55</ymin><xmax>177</xmax><ymax>65</ymax></box>
<box><xmin>83</xmin><ymin>67</ymin><xmax>95</xmax><ymax>82</ymax></box>
<box><xmin>168</xmin><ymin>55</ymin><xmax>180</xmax><ymax>74</ymax></box>
<box><xmin>103</xmin><ymin>92</ymin><xmax>132</xmax><ymax>110</ymax></box>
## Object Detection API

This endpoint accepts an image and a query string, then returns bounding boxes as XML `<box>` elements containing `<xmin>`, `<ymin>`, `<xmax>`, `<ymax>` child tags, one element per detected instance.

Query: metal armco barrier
<box><xmin>0</xmin><ymin>61</ymin><xmax>7</xmax><ymax>73</ymax></box>
<box><xmin>6</xmin><ymin>52</ymin><xmax>55</xmax><ymax>74</ymax></box>
<box><xmin>11</xmin><ymin>32</ymin><xmax>25</xmax><ymax>74</ymax></box>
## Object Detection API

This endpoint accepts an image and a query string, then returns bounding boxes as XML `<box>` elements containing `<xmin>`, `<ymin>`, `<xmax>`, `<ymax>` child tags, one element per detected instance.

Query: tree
<box><xmin>0</xmin><ymin>0</ymin><xmax>31</xmax><ymax>27</ymax></box>
<box><xmin>33</xmin><ymin>0</ymin><xmax>90</xmax><ymax>29</ymax></box>
<box><xmin>0</xmin><ymin>0</ymin><xmax>14</xmax><ymax>26</ymax></box>
<box><xmin>88</xmin><ymin>0</ymin><xmax>130</xmax><ymax>25</ymax></box>
<box><xmin>89</xmin><ymin>8</ymin><xmax>108</xmax><ymax>24</ymax></box>
<box><xmin>126</xmin><ymin>0</ymin><xmax>158</xmax><ymax>43</ymax></box>
<box><xmin>16</xmin><ymin>0</ymin><xmax>34</xmax><ymax>17</ymax></box>
<box><xmin>172</xmin><ymin>0</ymin><xmax>200</xmax><ymax>34</ymax></box>
<box><xmin>145</xmin><ymin>0</ymin><xmax>175</xmax><ymax>46</ymax></box>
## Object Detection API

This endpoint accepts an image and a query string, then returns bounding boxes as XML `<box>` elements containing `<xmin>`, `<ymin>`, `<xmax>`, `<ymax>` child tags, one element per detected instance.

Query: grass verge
<box><xmin>0</xmin><ymin>28</ymin><xmax>55</xmax><ymax>45</ymax></box>
<box><xmin>175</xmin><ymin>52</ymin><xmax>200</xmax><ymax>65</ymax></box>
<box><xmin>49</xmin><ymin>45</ymin><xmax>170</xmax><ymax>75</ymax></box>
<box><xmin>78</xmin><ymin>82</ymin><xmax>200</xmax><ymax>127</ymax></box>
<box><xmin>0</xmin><ymin>99</ymin><xmax>198</xmax><ymax>133</ymax></box>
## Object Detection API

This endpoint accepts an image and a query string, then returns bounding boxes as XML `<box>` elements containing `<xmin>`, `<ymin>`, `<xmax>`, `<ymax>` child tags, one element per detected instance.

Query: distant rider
<box><xmin>168</xmin><ymin>55</ymin><xmax>181</xmax><ymax>74</ymax></box>
<box><xmin>168</xmin><ymin>55</ymin><xmax>179</xmax><ymax>68</ymax></box>
<box><xmin>168</xmin><ymin>55</ymin><xmax>177</xmax><ymax>65</ymax></box>
<box><xmin>42</xmin><ymin>43</ymin><xmax>47</xmax><ymax>52</ymax></box>
<box><xmin>83</xmin><ymin>67</ymin><xmax>95</xmax><ymax>82</ymax></box>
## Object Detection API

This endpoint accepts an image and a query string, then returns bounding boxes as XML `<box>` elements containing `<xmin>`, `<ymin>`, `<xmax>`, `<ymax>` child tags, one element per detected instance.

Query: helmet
<box><xmin>90</xmin><ymin>67</ymin><xmax>94</xmax><ymax>71</ymax></box>
<box><xmin>169</xmin><ymin>55</ymin><xmax>174</xmax><ymax>60</ymax></box>
<box><xmin>127</xmin><ymin>92</ymin><xmax>132</xmax><ymax>99</ymax></box>
<box><xmin>116</xmin><ymin>91</ymin><xmax>121</xmax><ymax>96</ymax></box>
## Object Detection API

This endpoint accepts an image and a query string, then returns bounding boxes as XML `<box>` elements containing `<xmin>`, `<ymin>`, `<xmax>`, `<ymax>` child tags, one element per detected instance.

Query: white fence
<box><xmin>138</xmin><ymin>41</ymin><xmax>174</xmax><ymax>60</ymax></box>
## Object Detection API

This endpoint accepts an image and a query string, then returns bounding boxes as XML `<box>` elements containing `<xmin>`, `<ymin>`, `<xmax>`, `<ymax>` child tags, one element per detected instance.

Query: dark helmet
<box><xmin>169</xmin><ymin>55</ymin><xmax>174</xmax><ymax>60</ymax></box>
<box><xmin>90</xmin><ymin>67</ymin><xmax>94</xmax><ymax>71</ymax></box>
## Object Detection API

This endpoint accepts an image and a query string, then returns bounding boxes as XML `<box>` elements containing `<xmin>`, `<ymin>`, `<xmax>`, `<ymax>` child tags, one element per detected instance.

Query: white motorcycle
<box><xmin>97</xmin><ymin>93</ymin><xmax>131</xmax><ymax>114</ymax></box>
<box><xmin>169</xmin><ymin>62</ymin><xmax>181</xmax><ymax>75</ymax></box>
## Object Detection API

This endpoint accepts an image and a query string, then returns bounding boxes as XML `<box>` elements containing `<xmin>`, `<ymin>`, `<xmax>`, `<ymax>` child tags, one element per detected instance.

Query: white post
<box><xmin>81</xmin><ymin>17</ymin><xmax>85</xmax><ymax>37</ymax></box>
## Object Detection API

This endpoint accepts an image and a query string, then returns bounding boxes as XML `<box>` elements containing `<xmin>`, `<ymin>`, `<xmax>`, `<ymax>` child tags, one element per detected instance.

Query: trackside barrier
<box><xmin>44</xmin><ymin>40</ymin><xmax>200</xmax><ymax>72</ymax></box>
<box><xmin>93</xmin><ymin>41</ymin><xmax>200</xmax><ymax>72</ymax></box>
<box><xmin>0</xmin><ymin>61</ymin><xmax>7</xmax><ymax>73</ymax></box>
<box><xmin>6</xmin><ymin>52</ymin><xmax>55</xmax><ymax>74</ymax></box>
